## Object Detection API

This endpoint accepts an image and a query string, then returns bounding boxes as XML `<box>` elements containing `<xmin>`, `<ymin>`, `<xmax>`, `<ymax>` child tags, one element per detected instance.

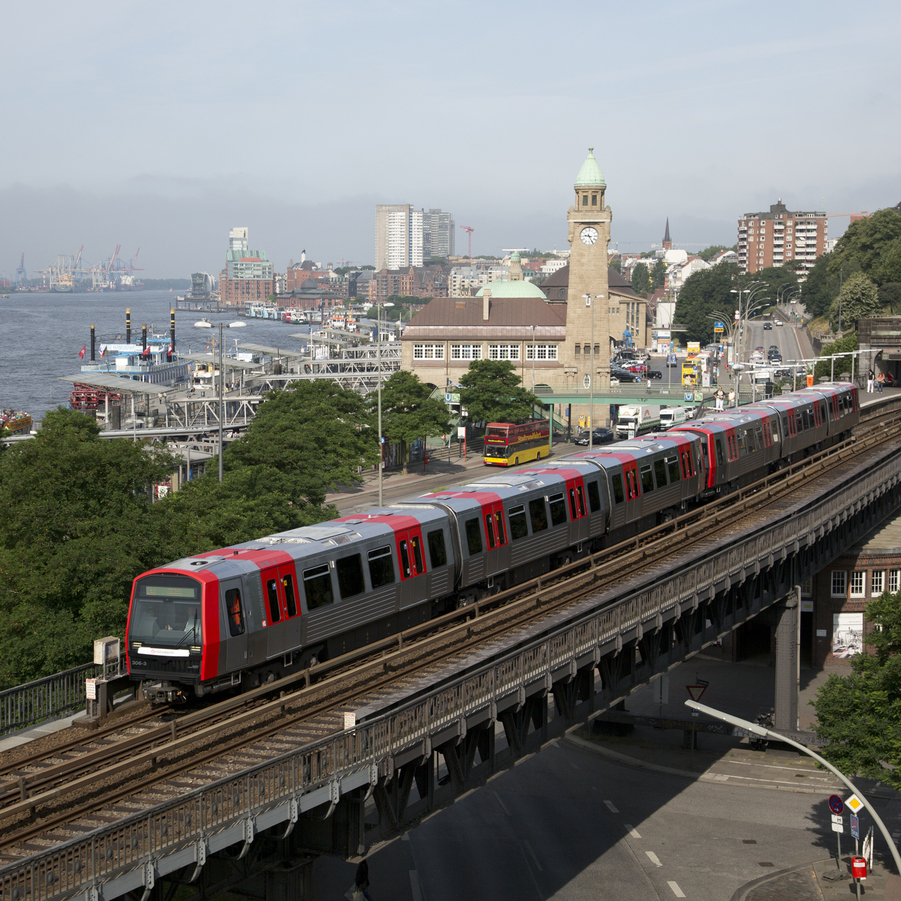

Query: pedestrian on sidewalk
<box><xmin>715</xmin><ymin>387</ymin><xmax>725</xmax><ymax>412</ymax></box>
<box><xmin>867</xmin><ymin>368</ymin><xmax>875</xmax><ymax>393</ymax></box>
<box><xmin>877</xmin><ymin>371</ymin><xmax>885</xmax><ymax>393</ymax></box>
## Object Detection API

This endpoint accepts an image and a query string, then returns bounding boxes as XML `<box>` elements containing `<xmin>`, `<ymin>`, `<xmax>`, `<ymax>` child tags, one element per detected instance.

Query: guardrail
<box><xmin>0</xmin><ymin>657</ymin><xmax>123</xmax><ymax>737</ymax></box>
<box><xmin>3</xmin><ymin>443</ymin><xmax>900</xmax><ymax>901</ymax></box>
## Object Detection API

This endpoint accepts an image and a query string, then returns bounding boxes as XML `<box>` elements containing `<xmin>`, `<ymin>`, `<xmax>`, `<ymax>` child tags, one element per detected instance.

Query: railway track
<box><xmin>1</xmin><ymin>399</ymin><xmax>899</xmax><ymax>862</ymax></box>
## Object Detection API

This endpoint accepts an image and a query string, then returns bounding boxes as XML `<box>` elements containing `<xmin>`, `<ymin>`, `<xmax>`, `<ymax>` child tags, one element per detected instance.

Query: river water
<box><xmin>0</xmin><ymin>290</ymin><xmax>315</xmax><ymax>425</ymax></box>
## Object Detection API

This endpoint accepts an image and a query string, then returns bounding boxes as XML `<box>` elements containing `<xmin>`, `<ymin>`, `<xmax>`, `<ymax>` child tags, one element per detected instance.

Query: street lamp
<box><xmin>685</xmin><ymin>699</ymin><xmax>901</xmax><ymax>876</ymax></box>
<box><xmin>376</xmin><ymin>302</ymin><xmax>394</xmax><ymax>507</ymax></box>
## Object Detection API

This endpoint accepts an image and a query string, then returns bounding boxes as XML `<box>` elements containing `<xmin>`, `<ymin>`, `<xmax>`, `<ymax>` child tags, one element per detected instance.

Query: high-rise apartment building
<box><xmin>375</xmin><ymin>204</ymin><xmax>423</xmax><ymax>270</ymax></box>
<box><xmin>422</xmin><ymin>208</ymin><xmax>455</xmax><ymax>260</ymax></box>
<box><xmin>737</xmin><ymin>200</ymin><xmax>827</xmax><ymax>275</ymax></box>
<box><xmin>220</xmin><ymin>226</ymin><xmax>275</xmax><ymax>307</ymax></box>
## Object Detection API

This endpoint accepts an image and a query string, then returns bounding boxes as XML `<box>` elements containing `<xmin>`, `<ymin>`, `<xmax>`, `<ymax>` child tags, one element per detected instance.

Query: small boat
<box><xmin>228</xmin><ymin>320</ymin><xmax>247</xmax><ymax>328</ymax></box>
<box><xmin>194</xmin><ymin>318</ymin><xmax>213</xmax><ymax>328</ymax></box>
<box><xmin>1</xmin><ymin>410</ymin><xmax>33</xmax><ymax>434</ymax></box>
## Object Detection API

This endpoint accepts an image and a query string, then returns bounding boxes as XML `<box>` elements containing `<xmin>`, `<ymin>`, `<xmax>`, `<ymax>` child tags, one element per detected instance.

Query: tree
<box><xmin>650</xmin><ymin>258</ymin><xmax>667</xmax><ymax>291</ymax></box>
<box><xmin>457</xmin><ymin>360</ymin><xmax>538</xmax><ymax>428</ymax></box>
<box><xmin>0</xmin><ymin>409</ymin><xmax>182</xmax><ymax>687</ymax></box>
<box><xmin>813</xmin><ymin>333</ymin><xmax>857</xmax><ymax>381</ymax></box>
<box><xmin>674</xmin><ymin>262</ymin><xmax>741</xmax><ymax>345</ymax></box>
<box><xmin>878</xmin><ymin>282</ymin><xmax>901</xmax><ymax>314</ymax></box>
<box><xmin>224</xmin><ymin>380</ymin><xmax>376</xmax><ymax>507</ymax></box>
<box><xmin>814</xmin><ymin>591</ymin><xmax>901</xmax><ymax>792</ymax></box>
<box><xmin>828</xmin><ymin>208</ymin><xmax>901</xmax><ymax>284</ymax></box>
<box><xmin>375</xmin><ymin>371</ymin><xmax>454</xmax><ymax>471</ymax></box>
<box><xmin>631</xmin><ymin>262</ymin><xmax>650</xmax><ymax>298</ymax></box>
<box><xmin>829</xmin><ymin>272</ymin><xmax>879</xmax><ymax>332</ymax></box>
<box><xmin>697</xmin><ymin>244</ymin><xmax>735</xmax><ymax>262</ymax></box>
<box><xmin>800</xmin><ymin>255</ymin><xmax>839</xmax><ymax>320</ymax></box>
<box><xmin>878</xmin><ymin>239</ymin><xmax>901</xmax><ymax>285</ymax></box>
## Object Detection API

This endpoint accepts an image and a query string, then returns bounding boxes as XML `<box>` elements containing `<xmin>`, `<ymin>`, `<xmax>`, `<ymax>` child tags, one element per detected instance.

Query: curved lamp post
<box><xmin>686</xmin><ymin>699</ymin><xmax>901</xmax><ymax>875</ymax></box>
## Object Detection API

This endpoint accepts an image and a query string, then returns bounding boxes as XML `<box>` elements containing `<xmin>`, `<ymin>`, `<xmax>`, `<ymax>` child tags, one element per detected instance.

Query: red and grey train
<box><xmin>126</xmin><ymin>382</ymin><xmax>859</xmax><ymax>702</ymax></box>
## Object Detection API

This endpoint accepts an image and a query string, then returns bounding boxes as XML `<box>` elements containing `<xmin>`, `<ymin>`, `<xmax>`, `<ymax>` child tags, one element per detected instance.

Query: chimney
<box><xmin>482</xmin><ymin>289</ymin><xmax>491</xmax><ymax>322</ymax></box>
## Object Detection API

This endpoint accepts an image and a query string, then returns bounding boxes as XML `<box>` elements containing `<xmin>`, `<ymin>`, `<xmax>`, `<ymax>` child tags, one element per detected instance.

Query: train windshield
<box><xmin>130</xmin><ymin>574</ymin><xmax>203</xmax><ymax>646</ymax></box>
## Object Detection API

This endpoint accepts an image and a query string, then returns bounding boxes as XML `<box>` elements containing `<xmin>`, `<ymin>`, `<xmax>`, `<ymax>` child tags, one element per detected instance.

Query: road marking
<box><xmin>523</xmin><ymin>840</ymin><xmax>543</xmax><ymax>872</ymax></box>
<box><xmin>604</xmin><ymin>800</ymin><xmax>619</xmax><ymax>813</ymax></box>
<box><xmin>646</xmin><ymin>851</ymin><xmax>662</xmax><ymax>867</ymax></box>
<box><xmin>668</xmin><ymin>881</ymin><xmax>686</xmax><ymax>898</ymax></box>
<box><xmin>625</xmin><ymin>824</ymin><xmax>642</xmax><ymax>839</ymax></box>
<box><xmin>410</xmin><ymin>870</ymin><xmax>423</xmax><ymax>901</ymax></box>
<box><xmin>493</xmin><ymin>790</ymin><xmax>510</xmax><ymax>816</ymax></box>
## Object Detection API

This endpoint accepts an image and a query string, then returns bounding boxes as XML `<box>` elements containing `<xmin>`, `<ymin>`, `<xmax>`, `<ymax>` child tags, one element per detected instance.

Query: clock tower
<box><xmin>564</xmin><ymin>148</ymin><xmax>612</xmax><ymax>393</ymax></box>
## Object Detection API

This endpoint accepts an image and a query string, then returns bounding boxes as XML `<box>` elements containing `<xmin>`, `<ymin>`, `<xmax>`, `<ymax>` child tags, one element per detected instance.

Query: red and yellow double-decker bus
<box><xmin>483</xmin><ymin>420</ymin><xmax>550</xmax><ymax>466</ymax></box>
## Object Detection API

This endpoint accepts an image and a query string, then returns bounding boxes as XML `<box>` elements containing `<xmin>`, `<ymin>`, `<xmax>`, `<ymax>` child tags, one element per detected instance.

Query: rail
<box><xmin>3</xmin><ymin>439</ymin><xmax>899</xmax><ymax>901</ymax></box>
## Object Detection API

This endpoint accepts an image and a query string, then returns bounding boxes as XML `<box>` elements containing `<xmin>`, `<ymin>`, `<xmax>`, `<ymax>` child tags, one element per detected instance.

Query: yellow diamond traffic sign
<box><xmin>846</xmin><ymin>794</ymin><xmax>865</xmax><ymax>814</ymax></box>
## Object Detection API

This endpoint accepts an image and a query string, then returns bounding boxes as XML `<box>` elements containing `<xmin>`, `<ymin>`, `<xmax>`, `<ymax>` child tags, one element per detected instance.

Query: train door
<box><xmin>261</xmin><ymin>564</ymin><xmax>301</xmax><ymax>658</ymax></box>
<box><xmin>222</xmin><ymin>580</ymin><xmax>251</xmax><ymax>673</ymax></box>
<box><xmin>482</xmin><ymin>500</ymin><xmax>507</xmax><ymax>578</ymax></box>
<box><xmin>397</xmin><ymin>527</ymin><xmax>427</xmax><ymax>611</ymax></box>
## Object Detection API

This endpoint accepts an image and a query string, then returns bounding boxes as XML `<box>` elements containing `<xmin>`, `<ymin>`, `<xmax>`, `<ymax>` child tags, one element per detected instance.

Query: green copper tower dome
<box><xmin>575</xmin><ymin>147</ymin><xmax>606</xmax><ymax>188</ymax></box>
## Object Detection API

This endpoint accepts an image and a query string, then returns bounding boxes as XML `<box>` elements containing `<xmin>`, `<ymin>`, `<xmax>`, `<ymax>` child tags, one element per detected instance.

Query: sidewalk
<box><xmin>569</xmin><ymin>653</ymin><xmax>901</xmax><ymax>900</ymax></box>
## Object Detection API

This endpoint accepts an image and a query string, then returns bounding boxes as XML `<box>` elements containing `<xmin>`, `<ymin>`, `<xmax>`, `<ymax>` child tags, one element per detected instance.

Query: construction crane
<box><xmin>460</xmin><ymin>225</ymin><xmax>474</xmax><ymax>263</ymax></box>
<box><xmin>827</xmin><ymin>212</ymin><xmax>869</xmax><ymax>217</ymax></box>
<box><xmin>15</xmin><ymin>253</ymin><xmax>26</xmax><ymax>287</ymax></box>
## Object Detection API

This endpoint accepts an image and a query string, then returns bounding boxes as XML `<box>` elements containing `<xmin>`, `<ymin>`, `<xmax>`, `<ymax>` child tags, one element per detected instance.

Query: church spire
<box><xmin>662</xmin><ymin>218</ymin><xmax>672</xmax><ymax>251</ymax></box>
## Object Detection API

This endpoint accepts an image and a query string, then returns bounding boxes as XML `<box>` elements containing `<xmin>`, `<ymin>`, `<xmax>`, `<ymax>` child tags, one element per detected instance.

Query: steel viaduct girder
<box><xmin>6</xmin><ymin>443</ymin><xmax>901</xmax><ymax>901</ymax></box>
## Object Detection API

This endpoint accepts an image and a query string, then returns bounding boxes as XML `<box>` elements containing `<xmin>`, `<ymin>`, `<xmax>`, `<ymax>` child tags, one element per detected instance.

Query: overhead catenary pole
<box><xmin>218</xmin><ymin>322</ymin><xmax>224</xmax><ymax>483</ymax></box>
<box><xmin>686</xmin><ymin>699</ymin><xmax>901</xmax><ymax>875</ymax></box>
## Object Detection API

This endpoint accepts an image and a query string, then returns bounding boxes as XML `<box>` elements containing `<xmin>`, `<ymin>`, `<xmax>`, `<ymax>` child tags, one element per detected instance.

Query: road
<box><xmin>310</xmin><ymin>737</ymin><xmax>854</xmax><ymax>900</ymax></box>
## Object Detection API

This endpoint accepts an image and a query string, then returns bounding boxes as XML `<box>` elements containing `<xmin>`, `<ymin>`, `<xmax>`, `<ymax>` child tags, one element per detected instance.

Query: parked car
<box><xmin>610</xmin><ymin>366</ymin><xmax>639</xmax><ymax>382</ymax></box>
<box><xmin>574</xmin><ymin>427</ymin><xmax>615</xmax><ymax>446</ymax></box>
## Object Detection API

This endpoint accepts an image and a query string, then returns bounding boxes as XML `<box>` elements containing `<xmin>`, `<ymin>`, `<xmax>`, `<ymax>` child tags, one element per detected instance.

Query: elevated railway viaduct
<box><xmin>3</xmin><ymin>415</ymin><xmax>901</xmax><ymax>901</ymax></box>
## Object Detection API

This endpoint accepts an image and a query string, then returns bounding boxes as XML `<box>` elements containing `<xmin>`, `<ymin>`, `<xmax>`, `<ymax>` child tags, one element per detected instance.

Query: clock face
<box><xmin>580</xmin><ymin>227</ymin><xmax>599</xmax><ymax>246</ymax></box>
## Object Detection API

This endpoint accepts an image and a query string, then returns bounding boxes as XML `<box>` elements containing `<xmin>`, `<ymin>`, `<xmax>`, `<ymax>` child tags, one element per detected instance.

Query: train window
<box><xmin>509</xmin><ymin>504</ymin><xmax>529</xmax><ymax>540</ymax></box>
<box><xmin>368</xmin><ymin>546</ymin><xmax>395</xmax><ymax>588</ymax></box>
<box><xmin>529</xmin><ymin>497</ymin><xmax>548</xmax><ymax>532</ymax></box>
<box><xmin>266</xmin><ymin>579</ymin><xmax>281</xmax><ymax>623</ymax></box>
<box><xmin>465</xmin><ymin>518</ymin><xmax>483</xmax><ymax>554</ymax></box>
<box><xmin>428</xmin><ymin>530</ymin><xmax>448</xmax><ymax>567</ymax></box>
<box><xmin>587</xmin><ymin>480</ymin><xmax>602</xmax><ymax>513</ymax></box>
<box><xmin>611</xmin><ymin>473</ymin><xmax>625</xmax><ymax>504</ymax></box>
<box><xmin>654</xmin><ymin>458</ymin><xmax>667</xmax><ymax>487</ymax></box>
<box><xmin>485</xmin><ymin>514</ymin><xmax>496</xmax><ymax>549</ymax></box>
<box><xmin>494</xmin><ymin>511</ymin><xmax>506</xmax><ymax>545</ymax></box>
<box><xmin>549</xmin><ymin>493</ymin><xmax>568</xmax><ymax>526</ymax></box>
<box><xmin>284</xmin><ymin>575</ymin><xmax>297</xmax><ymax>617</ymax></box>
<box><xmin>337</xmin><ymin>554</ymin><xmax>365</xmax><ymax>599</ymax></box>
<box><xmin>666</xmin><ymin>455</ymin><xmax>680</xmax><ymax>483</ymax></box>
<box><xmin>304</xmin><ymin>565</ymin><xmax>334</xmax><ymax>609</ymax></box>
<box><xmin>226</xmin><ymin>588</ymin><xmax>245</xmax><ymax>636</ymax></box>
<box><xmin>399</xmin><ymin>540</ymin><xmax>412</xmax><ymax>578</ymax></box>
<box><xmin>640</xmin><ymin>465</ymin><xmax>654</xmax><ymax>493</ymax></box>
<box><xmin>575</xmin><ymin>485</ymin><xmax>586</xmax><ymax>517</ymax></box>
<box><xmin>411</xmin><ymin>536</ymin><xmax>424</xmax><ymax>573</ymax></box>
<box><xmin>715</xmin><ymin>439</ymin><xmax>724</xmax><ymax>466</ymax></box>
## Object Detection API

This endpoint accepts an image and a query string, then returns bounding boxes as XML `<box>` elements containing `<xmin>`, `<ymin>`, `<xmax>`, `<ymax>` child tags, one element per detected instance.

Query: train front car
<box><xmin>126</xmin><ymin>565</ymin><xmax>220</xmax><ymax>703</ymax></box>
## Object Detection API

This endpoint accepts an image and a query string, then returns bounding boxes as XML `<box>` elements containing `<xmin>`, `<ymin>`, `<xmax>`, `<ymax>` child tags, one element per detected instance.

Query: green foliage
<box><xmin>878</xmin><ymin>239</ymin><xmax>901</xmax><ymax>285</ymax></box>
<box><xmin>650</xmin><ymin>259</ymin><xmax>667</xmax><ymax>291</ymax></box>
<box><xmin>829</xmin><ymin>273</ymin><xmax>879</xmax><ymax>332</ymax></box>
<box><xmin>801</xmin><ymin>256</ymin><xmax>839</xmax><ymax>319</ymax></box>
<box><xmin>696</xmin><ymin>245</ymin><xmax>735</xmax><ymax>262</ymax></box>
<box><xmin>458</xmin><ymin>360</ymin><xmax>538</xmax><ymax>428</ymax></box>
<box><xmin>829</xmin><ymin>209</ymin><xmax>901</xmax><ymax>285</ymax></box>
<box><xmin>814</xmin><ymin>591</ymin><xmax>901</xmax><ymax>790</ymax></box>
<box><xmin>878</xmin><ymin>283</ymin><xmax>901</xmax><ymax>314</ymax></box>
<box><xmin>609</xmin><ymin>257</ymin><xmax>622</xmax><ymax>272</ymax></box>
<box><xmin>674</xmin><ymin>263</ymin><xmax>741</xmax><ymax>345</ymax></box>
<box><xmin>746</xmin><ymin>266</ymin><xmax>800</xmax><ymax>308</ymax></box>
<box><xmin>813</xmin><ymin>333</ymin><xmax>857</xmax><ymax>381</ymax></box>
<box><xmin>374</xmin><ymin>371</ymin><xmax>453</xmax><ymax>470</ymax></box>
<box><xmin>631</xmin><ymin>262</ymin><xmax>650</xmax><ymax>298</ymax></box>
<box><xmin>0</xmin><ymin>409</ymin><xmax>182</xmax><ymax>687</ymax></box>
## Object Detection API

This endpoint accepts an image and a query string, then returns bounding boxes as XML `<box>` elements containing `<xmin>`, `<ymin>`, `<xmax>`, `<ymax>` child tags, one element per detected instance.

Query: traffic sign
<box><xmin>686</xmin><ymin>684</ymin><xmax>707</xmax><ymax>701</ymax></box>
<box><xmin>851</xmin><ymin>814</ymin><xmax>860</xmax><ymax>839</ymax></box>
<box><xmin>829</xmin><ymin>795</ymin><xmax>844</xmax><ymax>815</ymax></box>
<box><xmin>846</xmin><ymin>794</ymin><xmax>864</xmax><ymax>814</ymax></box>
<box><xmin>832</xmin><ymin>815</ymin><xmax>844</xmax><ymax>833</ymax></box>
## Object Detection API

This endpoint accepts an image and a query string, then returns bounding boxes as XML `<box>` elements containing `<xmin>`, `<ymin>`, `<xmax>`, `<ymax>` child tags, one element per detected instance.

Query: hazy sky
<box><xmin>2</xmin><ymin>0</ymin><xmax>898</xmax><ymax>280</ymax></box>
